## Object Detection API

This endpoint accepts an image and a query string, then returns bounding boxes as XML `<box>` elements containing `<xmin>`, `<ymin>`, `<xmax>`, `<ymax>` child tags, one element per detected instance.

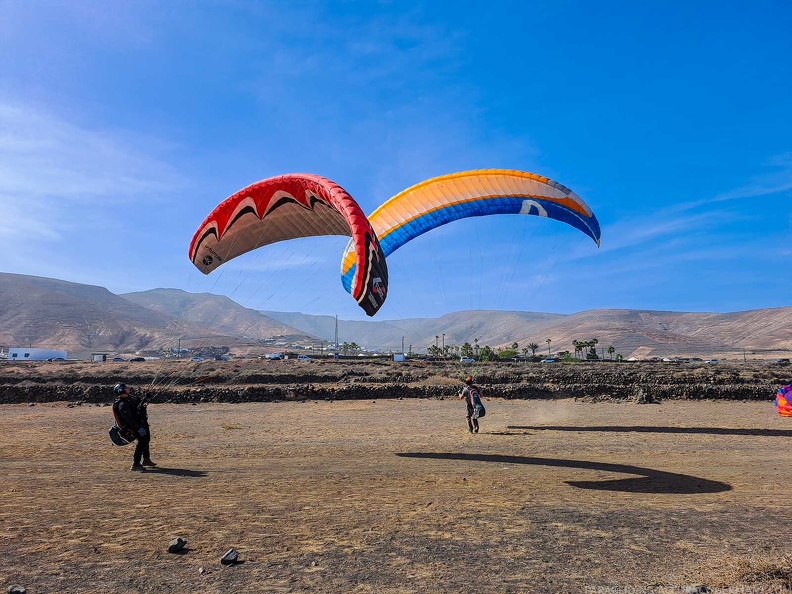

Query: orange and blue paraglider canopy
<box><xmin>775</xmin><ymin>384</ymin><xmax>792</xmax><ymax>417</ymax></box>
<box><xmin>339</xmin><ymin>169</ymin><xmax>601</xmax><ymax>296</ymax></box>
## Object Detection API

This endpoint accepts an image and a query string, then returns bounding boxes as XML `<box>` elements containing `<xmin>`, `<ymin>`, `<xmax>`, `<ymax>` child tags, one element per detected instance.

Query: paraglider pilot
<box><xmin>113</xmin><ymin>383</ymin><xmax>156</xmax><ymax>471</ymax></box>
<box><xmin>458</xmin><ymin>376</ymin><xmax>485</xmax><ymax>433</ymax></box>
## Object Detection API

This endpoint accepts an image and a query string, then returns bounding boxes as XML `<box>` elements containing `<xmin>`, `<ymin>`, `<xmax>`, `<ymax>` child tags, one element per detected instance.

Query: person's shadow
<box><xmin>396</xmin><ymin>452</ymin><xmax>731</xmax><ymax>494</ymax></box>
<box><xmin>144</xmin><ymin>467</ymin><xmax>208</xmax><ymax>477</ymax></box>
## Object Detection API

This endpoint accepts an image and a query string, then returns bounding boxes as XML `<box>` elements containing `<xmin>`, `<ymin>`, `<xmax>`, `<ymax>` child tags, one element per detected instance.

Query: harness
<box><xmin>467</xmin><ymin>385</ymin><xmax>486</xmax><ymax>419</ymax></box>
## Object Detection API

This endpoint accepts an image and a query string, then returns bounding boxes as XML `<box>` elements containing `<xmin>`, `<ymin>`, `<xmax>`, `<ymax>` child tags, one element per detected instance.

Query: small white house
<box><xmin>8</xmin><ymin>348</ymin><xmax>67</xmax><ymax>361</ymax></box>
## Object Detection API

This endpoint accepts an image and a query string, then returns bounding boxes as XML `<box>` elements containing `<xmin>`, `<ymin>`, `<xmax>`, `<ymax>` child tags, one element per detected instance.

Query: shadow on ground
<box><xmin>396</xmin><ymin>452</ymin><xmax>731</xmax><ymax>494</ymax></box>
<box><xmin>505</xmin><ymin>425</ymin><xmax>792</xmax><ymax>437</ymax></box>
<box><xmin>144</xmin><ymin>468</ymin><xmax>208</xmax><ymax>477</ymax></box>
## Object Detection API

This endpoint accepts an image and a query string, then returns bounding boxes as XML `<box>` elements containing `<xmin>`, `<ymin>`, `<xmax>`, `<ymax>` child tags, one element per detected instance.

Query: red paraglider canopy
<box><xmin>189</xmin><ymin>174</ymin><xmax>388</xmax><ymax>316</ymax></box>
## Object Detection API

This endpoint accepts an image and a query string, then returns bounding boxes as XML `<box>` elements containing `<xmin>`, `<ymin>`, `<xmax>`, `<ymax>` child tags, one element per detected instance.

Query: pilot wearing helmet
<box><xmin>112</xmin><ymin>383</ymin><xmax>157</xmax><ymax>471</ymax></box>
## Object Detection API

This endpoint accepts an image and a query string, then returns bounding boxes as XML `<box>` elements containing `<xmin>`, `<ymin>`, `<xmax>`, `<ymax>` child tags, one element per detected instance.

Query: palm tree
<box><xmin>528</xmin><ymin>342</ymin><xmax>539</xmax><ymax>357</ymax></box>
<box><xmin>546</xmin><ymin>338</ymin><xmax>552</xmax><ymax>357</ymax></box>
<box><xmin>511</xmin><ymin>342</ymin><xmax>519</xmax><ymax>351</ymax></box>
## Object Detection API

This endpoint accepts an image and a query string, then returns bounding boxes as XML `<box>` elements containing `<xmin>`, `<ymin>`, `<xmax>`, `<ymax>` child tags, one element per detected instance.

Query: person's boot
<box><xmin>142</xmin><ymin>458</ymin><xmax>157</xmax><ymax>467</ymax></box>
<box><xmin>130</xmin><ymin>463</ymin><xmax>146</xmax><ymax>471</ymax></box>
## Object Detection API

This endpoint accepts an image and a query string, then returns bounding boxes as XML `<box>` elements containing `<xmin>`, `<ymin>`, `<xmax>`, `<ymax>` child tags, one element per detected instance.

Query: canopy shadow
<box><xmin>505</xmin><ymin>426</ymin><xmax>792</xmax><ymax>437</ymax></box>
<box><xmin>396</xmin><ymin>452</ymin><xmax>731</xmax><ymax>494</ymax></box>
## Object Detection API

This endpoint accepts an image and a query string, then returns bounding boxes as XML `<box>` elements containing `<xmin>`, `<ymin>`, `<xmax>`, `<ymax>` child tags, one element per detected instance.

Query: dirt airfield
<box><xmin>2</xmin><ymin>394</ymin><xmax>791</xmax><ymax>593</ymax></box>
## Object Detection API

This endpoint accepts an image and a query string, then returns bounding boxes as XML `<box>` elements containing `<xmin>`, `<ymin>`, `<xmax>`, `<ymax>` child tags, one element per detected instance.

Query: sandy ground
<box><xmin>1</xmin><ymin>397</ymin><xmax>791</xmax><ymax>593</ymax></box>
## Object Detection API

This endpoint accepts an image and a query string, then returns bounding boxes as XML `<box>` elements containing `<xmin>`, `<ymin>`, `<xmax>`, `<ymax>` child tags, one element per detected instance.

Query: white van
<box><xmin>297</xmin><ymin>355</ymin><xmax>312</xmax><ymax>362</ymax></box>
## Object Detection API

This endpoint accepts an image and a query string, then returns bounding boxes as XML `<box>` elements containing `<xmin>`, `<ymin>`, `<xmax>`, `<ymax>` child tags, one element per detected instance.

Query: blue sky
<box><xmin>1</xmin><ymin>0</ymin><xmax>790</xmax><ymax>321</ymax></box>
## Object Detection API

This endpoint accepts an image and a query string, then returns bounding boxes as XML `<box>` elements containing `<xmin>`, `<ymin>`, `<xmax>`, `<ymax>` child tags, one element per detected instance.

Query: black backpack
<box><xmin>109</xmin><ymin>400</ymin><xmax>135</xmax><ymax>446</ymax></box>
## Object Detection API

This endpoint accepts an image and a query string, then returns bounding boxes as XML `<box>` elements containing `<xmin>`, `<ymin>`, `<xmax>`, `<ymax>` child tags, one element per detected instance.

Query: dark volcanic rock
<box><xmin>0</xmin><ymin>360</ymin><xmax>783</xmax><ymax>405</ymax></box>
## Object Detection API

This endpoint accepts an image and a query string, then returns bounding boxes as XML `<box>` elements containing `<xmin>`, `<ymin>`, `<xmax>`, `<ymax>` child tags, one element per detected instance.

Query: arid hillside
<box><xmin>0</xmin><ymin>274</ymin><xmax>314</xmax><ymax>357</ymax></box>
<box><xmin>2</xmin><ymin>272</ymin><xmax>791</xmax><ymax>361</ymax></box>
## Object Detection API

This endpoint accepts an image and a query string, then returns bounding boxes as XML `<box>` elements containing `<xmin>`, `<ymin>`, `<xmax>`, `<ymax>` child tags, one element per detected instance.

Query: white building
<box><xmin>8</xmin><ymin>348</ymin><xmax>67</xmax><ymax>361</ymax></box>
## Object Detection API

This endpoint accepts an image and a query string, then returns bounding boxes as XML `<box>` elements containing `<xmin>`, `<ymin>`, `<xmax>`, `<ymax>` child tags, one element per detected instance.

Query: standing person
<box><xmin>112</xmin><ymin>382</ymin><xmax>156</xmax><ymax>471</ymax></box>
<box><xmin>458</xmin><ymin>375</ymin><xmax>486</xmax><ymax>433</ymax></box>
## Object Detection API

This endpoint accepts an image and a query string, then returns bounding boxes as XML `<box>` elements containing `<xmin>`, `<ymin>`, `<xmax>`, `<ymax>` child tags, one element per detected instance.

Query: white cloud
<box><xmin>0</xmin><ymin>100</ymin><xmax>181</xmax><ymax>243</ymax></box>
<box><xmin>0</xmin><ymin>200</ymin><xmax>61</xmax><ymax>241</ymax></box>
<box><xmin>0</xmin><ymin>100</ymin><xmax>181</xmax><ymax>205</ymax></box>
<box><xmin>0</xmin><ymin>97</ymin><xmax>186</xmax><ymax>290</ymax></box>
<box><xmin>592</xmin><ymin>153</ymin><xmax>792</xmax><ymax>261</ymax></box>
<box><xmin>672</xmin><ymin>153</ymin><xmax>792</xmax><ymax>211</ymax></box>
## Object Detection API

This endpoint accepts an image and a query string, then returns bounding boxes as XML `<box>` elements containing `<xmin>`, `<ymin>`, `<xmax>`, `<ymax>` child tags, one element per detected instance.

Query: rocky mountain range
<box><xmin>1</xmin><ymin>272</ymin><xmax>790</xmax><ymax>360</ymax></box>
<box><xmin>0</xmin><ymin>273</ymin><xmax>312</xmax><ymax>358</ymax></box>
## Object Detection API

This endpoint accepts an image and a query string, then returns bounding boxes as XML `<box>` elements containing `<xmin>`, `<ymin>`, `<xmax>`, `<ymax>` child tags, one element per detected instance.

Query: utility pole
<box><xmin>402</xmin><ymin>336</ymin><xmax>405</xmax><ymax>354</ymax></box>
<box><xmin>334</xmin><ymin>315</ymin><xmax>339</xmax><ymax>356</ymax></box>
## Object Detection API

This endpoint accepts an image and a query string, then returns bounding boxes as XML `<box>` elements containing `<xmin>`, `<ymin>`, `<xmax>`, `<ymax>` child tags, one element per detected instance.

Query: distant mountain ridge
<box><xmin>260</xmin><ymin>310</ymin><xmax>565</xmax><ymax>352</ymax></box>
<box><xmin>1</xmin><ymin>272</ymin><xmax>790</xmax><ymax>360</ymax></box>
<box><xmin>263</xmin><ymin>308</ymin><xmax>792</xmax><ymax>359</ymax></box>
<box><xmin>122</xmin><ymin>289</ymin><xmax>312</xmax><ymax>342</ymax></box>
<box><xmin>0</xmin><ymin>273</ymin><xmax>314</xmax><ymax>358</ymax></box>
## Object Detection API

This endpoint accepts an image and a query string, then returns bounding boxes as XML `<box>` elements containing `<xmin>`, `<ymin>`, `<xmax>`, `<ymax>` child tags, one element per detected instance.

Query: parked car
<box><xmin>297</xmin><ymin>355</ymin><xmax>312</xmax><ymax>362</ymax></box>
<box><xmin>460</xmin><ymin>357</ymin><xmax>475</xmax><ymax>363</ymax></box>
<box><xmin>112</xmin><ymin>357</ymin><xmax>126</xmax><ymax>362</ymax></box>
<box><xmin>775</xmin><ymin>358</ymin><xmax>790</xmax><ymax>366</ymax></box>
<box><xmin>189</xmin><ymin>357</ymin><xmax>204</xmax><ymax>362</ymax></box>
<box><xmin>540</xmin><ymin>358</ymin><xmax>555</xmax><ymax>363</ymax></box>
<box><xmin>705</xmin><ymin>359</ymin><xmax>719</xmax><ymax>364</ymax></box>
<box><xmin>130</xmin><ymin>357</ymin><xmax>146</xmax><ymax>362</ymax></box>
